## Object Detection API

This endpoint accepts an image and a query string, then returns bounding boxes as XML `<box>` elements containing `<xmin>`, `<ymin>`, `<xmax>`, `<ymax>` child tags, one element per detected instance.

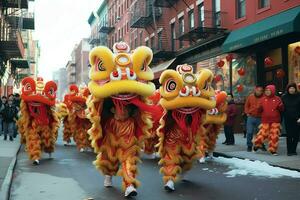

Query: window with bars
<box><xmin>236</xmin><ymin>0</ymin><xmax>246</xmax><ymax>19</ymax></box>
<box><xmin>157</xmin><ymin>31</ymin><xmax>162</xmax><ymax>50</ymax></box>
<box><xmin>171</xmin><ymin>23</ymin><xmax>175</xmax><ymax>51</ymax></box>
<box><xmin>258</xmin><ymin>0</ymin><xmax>270</xmax><ymax>9</ymax></box>
<box><xmin>188</xmin><ymin>10</ymin><xmax>194</xmax><ymax>29</ymax></box>
<box><xmin>198</xmin><ymin>3</ymin><xmax>204</xmax><ymax>27</ymax></box>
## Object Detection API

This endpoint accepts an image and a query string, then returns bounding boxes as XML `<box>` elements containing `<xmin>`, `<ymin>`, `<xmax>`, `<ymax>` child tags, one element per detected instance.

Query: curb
<box><xmin>0</xmin><ymin>144</ymin><xmax>21</xmax><ymax>200</ymax></box>
<box><xmin>213</xmin><ymin>151</ymin><xmax>300</xmax><ymax>173</ymax></box>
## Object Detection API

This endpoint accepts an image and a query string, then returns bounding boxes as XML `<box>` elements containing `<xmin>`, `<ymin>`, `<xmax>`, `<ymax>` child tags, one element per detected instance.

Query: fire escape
<box><xmin>0</xmin><ymin>0</ymin><xmax>35</xmax><ymax>80</ymax></box>
<box><xmin>177</xmin><ymin>10</ymin><xmax>227</xmax><ymax>42</ymax></box>
<box><xmin>131</xmin><ymin>0</ymin><xmax>176</xmax><ymax>63</ymax></box>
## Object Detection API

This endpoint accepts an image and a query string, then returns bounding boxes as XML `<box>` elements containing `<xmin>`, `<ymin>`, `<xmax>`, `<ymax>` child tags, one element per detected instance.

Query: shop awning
<box><xmin>10</xmin><ymin>59</ymin><xmax>29</xmax><ymax>69</ymax></box>
<box><xmin>222</xmin><ymin>6</ymin><xmax>300</xmax><ymax>52</ymax></box>
<box><xmin>152</xmin><ymin>58</ymin><xmax>176</xmax><ymax>79</ymax></box>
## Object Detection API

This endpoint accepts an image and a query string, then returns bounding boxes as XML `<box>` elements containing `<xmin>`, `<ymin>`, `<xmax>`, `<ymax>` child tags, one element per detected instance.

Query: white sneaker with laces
<box><xmin>164</xmin><ymin>180</ymin><xmax>175</xmax><ymax>191</ymax></box>
<box><xmin>124</xmin><ymin>184</ymin><xmax>137</xmax><ymax>197</ymax></box>
<box><xmin>103</xmin><ymin>175</ymin><xmax>112</xmax><ymax>187</ymax></box>
<box><xmin>198</xmin><ymin>157</ymin><xmax>206</xmax><ymax>163</ymax></box>
<box><xmin>33</xmin><ymin>159</ymin><xmax>40</xmax><ymax>165</ymax></box>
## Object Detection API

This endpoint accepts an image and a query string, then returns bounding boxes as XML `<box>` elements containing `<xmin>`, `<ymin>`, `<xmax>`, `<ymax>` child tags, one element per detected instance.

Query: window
<box><xmin>198</xmin><ymin>3</ymin><xmax>204</xmax><ymax>26</ymax></box>
<box><xmin>118</xmin><ymin>29</ymin><xmax>121</xmax><ymax>41</ymax></box>
<box><xmin>258</xmin><ymin>0</ymin><xmax>270</xmax><ymax>9</ymax></box>
<box><xmin>140</xmin><ymin>31</ymin><xmax>143</xmax><ymax>45</ymax></box>
<box><xmin>214</xmin><ymin>0</ymin><xmax>221</xmax><ymax>27</ymax></box>
<box><xmin>111</xmin><ymin>35</ymin><xmax>114</xmax><ymax>46</ymax></box>
<box><xmin>188</xmin><ymin>10</ymin><xmax>194</xmax><ymax>29</ymax></box>
<box><xmin>150</xmin><ymin>36</ymin><xmax>155</xmax><ymax>49</ymax></box>
<box><xmin>236</xmin><ymin>0</ymin><xmax>246</xmax><ymax>19</ymax></box>
<box><xmin>178</xmin><ymin>17</ymin><xmax>184</xmax><ymax>48</ymax></box>
<box><xmin>145</xmin><ymin>39</ymin><xmax>149</xmax><ymax>47</ymax></box>
<box><xmin>121</xmin><ymin>27</ymin><xmax>124</xmax><ymax>38</ymax></box>
<box><xmin>126</xmin><ymin>22</ymin><xmax>129</xmax><ymax>32</ymax></box>
<box><xmin>115</xmin><ymin>32</ymin><xmax>117</xmax><ymax>42</ymax></box>
<box><xmin>178</xmin><ymin>17</ymin><xmax>184</xmax><ymax>35</ymax></box>
<box><xmin>157</xmin><ymin>31</ymin><xmax>162</xmax><ymax>50</ymax></box>
<box><xmin>118</xmin><ymin>7</ymin><xmax>120</xmax><ymax>18</ymax></box>
<box><xmin>171</xmin><ymin>23</ymin><xmax>175</xmax><ymax>51</ymax></box>
<box><xmin>134</xmin><ymin>37</ymin><xmax>138</xmax><ymax>48</ymax></box>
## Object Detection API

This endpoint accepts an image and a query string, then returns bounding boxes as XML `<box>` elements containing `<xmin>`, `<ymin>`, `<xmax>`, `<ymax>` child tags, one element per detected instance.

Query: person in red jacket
<box><xmin>253</xmin><ymin>85</ymin><xmax>284</xmax><ymax>155</ymax></box>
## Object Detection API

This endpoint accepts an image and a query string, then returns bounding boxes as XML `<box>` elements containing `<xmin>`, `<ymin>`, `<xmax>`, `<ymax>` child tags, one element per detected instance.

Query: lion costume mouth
<box><xmin>176</xmin><ymin>107</ymin><xmax>201</xmax><ymax>114</ymax></box>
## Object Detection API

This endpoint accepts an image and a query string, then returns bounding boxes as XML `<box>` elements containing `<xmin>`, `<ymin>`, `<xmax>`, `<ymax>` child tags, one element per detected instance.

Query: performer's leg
<box><xmin>159</xmin><ymin>144</ymin><xmax>182</xmax><ymax>184</ymax></box>
<box><xmin>268</xmin><ymin>123</ymin><xmax>280</xmax><ymax>153</ymax></box>
<box><xmin>41</xmin><ymin>126</ymin><xmax>56</xmax><ymax>154</ymax></box>
<box><xmin>254</xmin><ymin>123</ymin><xmax>269</xmax><ymax>148</ymax></box>
<box><xmin>94</xmin><ymin>148</ymin><xmax>119</xmax><ymax>177</ymax></box>
<box><xmin>25</xmin><ymin>126</ymin><xmax>42</xmax><ymax>161</ymax></box>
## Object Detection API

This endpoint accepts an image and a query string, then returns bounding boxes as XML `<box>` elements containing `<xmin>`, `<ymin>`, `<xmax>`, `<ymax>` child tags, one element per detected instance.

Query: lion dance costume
<box><xmin>198</xmin><ymin>91</ymin><xmax>227</xmax><ymax>163</ymax></box>
<box><xmin>86</xmin><ymin>42</ymin><xmax>159</xmax><ymax>197</ymax></box>
<box><xmin>17</xmin><ymin>77</ymin><xmax>59</xmax><ymax>165</ymax></box>
<box><xmin>157</xmin><ymin>64</ymin><xmax>222</xmax><ymax>191</ymax></box>
<box><xmin>66</xmin><ymin>85</ymin><xmax>92</xmax><ymax>152</ymax></box>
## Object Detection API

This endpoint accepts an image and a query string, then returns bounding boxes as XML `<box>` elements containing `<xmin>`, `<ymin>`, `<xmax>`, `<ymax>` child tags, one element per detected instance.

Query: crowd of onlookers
<box><xmin>222</xmin><ymin>83</ymin><xmax>300</xmax><ymax>156</ymax></box>
<box><xmin>0</xmin><ymin>93</ymin><xmax>20</xmax><ymax>141</ymax></box>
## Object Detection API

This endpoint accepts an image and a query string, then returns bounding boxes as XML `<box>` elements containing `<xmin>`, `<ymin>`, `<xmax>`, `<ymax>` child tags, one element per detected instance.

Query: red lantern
<box><xmin>237</xmin><ymin>68</ymin><xmax>246</xmax><ymax>76</ymax></box>
<box><xmin>226</xmin><ymin>54</ymin><xmax>233</xmax><ymax>62</ymax></box>
<box><xmin>264</xmin><ymin>57</ymin><xmax>273</xmax><ymax>66</ymax></box>
<box><xmin>217</xmin><ymin>60</ymin><xmax>225</xmax><ymax>68</ymax></box>
<box><xmin>294</xmin><ymin>46</ymin><xmax>300</xmax><ymax>55</ymax></box>
<box><xmin>237</xmin><ymin>84</ymin><xmax>244</xmax><ymax>92</ymax></box>
<box><xmin>276</xmin><ymin>69</ymin><xmax>285</xmax><ymax>79</ymax></box>
<box><xmin>214</xmin><ymin>74</ymin><xmax>222</xmax><ymax>82</ymax></box>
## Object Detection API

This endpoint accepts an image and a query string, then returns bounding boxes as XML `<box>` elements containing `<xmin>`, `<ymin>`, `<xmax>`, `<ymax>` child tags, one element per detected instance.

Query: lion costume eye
<box><xmin>165</xmin><ymin>79</ymin><xmax>177</xmax><ymax>92</ymax></box>
<box><xmin>44</xmin><ymin>81</ymin><xmax>57</xmax><ymax>99</ymax></box>
<box><xmin>96</xmin><ymin>59</ymin><xmax>105</xmax><ymax>71</ymax></box>
<box><xmin>21</xmin><ymin>77</ymin><xmax>36</xmax><ymax>95</ymax></box>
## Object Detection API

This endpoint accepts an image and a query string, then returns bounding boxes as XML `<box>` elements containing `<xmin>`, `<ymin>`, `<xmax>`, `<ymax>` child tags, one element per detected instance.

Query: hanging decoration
<box><xmin>226</xmin><ymin>54</ymin><xmax>233</xmax><ymax>62</ymax></box>
<box><xmin>276</xmin><ymin>69</ymin><xmax>285</xmax><ymax>79</ymax></box>
<box><xmin>217</xmin><ymin>60</ymin><xmax>225</xmax><ymax>68</ymax></box>
<box><xmin>237</xmin><ymin>68</ymin><xmax>246</xmax><ymax>76</ymax></box>
<box><xmin>264</xmin><ymin>57</ymin><xmax>273</xmax><ymax>66</ymax></box>
<box><xmin>214</xmin><ymin>74</ymin><xmax>222</xmax><ymax>82</ymax></box>
<box><xmin>237</xmin><ymin>84</ymin><xmax>244</xmax><ymax>92</ymax></box>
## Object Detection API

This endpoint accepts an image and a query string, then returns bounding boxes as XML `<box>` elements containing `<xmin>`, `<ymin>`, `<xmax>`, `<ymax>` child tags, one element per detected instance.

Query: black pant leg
<box><xmin>224</xmin><ymin>125</ymin><xmax>230</xmax><ymax>142</ymax></box>
<box><xmin>291</xmin><ymin>122</ymin><xmax>300</xmax><ymax>153</ymax></box>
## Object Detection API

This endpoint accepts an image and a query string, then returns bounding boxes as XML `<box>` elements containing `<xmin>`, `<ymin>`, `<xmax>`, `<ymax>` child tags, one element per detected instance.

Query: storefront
<box><xmin>222</xmin><ymin>5</ymin><xmax>300</xmax><ymax>94</ymax></box>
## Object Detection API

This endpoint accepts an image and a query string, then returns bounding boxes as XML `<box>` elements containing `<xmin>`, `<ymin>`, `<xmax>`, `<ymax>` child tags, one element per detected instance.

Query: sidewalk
<box><xmin>0</xmin><ymin>136</ymin><xmax>21</xmax><ymax>200</ymax></box>
<box><xmin>214</xmin><ymin>133</ymin><xmax>300</xmax><ymax>171</ymax></box>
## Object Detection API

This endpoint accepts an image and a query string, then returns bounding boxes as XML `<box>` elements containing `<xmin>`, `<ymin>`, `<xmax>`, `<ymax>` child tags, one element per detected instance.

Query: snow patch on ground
<box><xmin>214</xmin><ymin>157</ymin><xmax>300</xmax><ymax>178</ymax></box>
<box><xmin>12</xmin><ymin>172</ymin><xmax>87</xmax><ymax>200</ymax></box>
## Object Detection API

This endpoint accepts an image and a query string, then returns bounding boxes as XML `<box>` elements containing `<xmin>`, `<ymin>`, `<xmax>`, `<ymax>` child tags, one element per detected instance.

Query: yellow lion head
<box><xmin>88</xmin><ymin>42</ymin><xmax>155</xmax><ymax>99</ymax></box>
<box><xmin>159</xmin><ymin>64</ymin><xmax>216</xmax><ymax>113</ymax></box>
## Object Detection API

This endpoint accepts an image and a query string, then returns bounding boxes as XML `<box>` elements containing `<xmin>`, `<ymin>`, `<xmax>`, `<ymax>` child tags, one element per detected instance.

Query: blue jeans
<box><xmin>3</xmin><ymin>122</ymin><xmax>14</xmax><ymax>138</ymax></box>
<box><xmin>246</xmin><ymin>116</ymin><xmax>261</xmax><ymax>147</ymax></box>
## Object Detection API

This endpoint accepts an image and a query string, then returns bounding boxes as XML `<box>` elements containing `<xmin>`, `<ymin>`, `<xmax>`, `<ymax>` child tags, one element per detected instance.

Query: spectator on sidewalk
<box><xmin>1</xmin><ymin>97</ymin><xmax>18</xmax><ymax>141</ymax></box>
<box><xmin>223</xmin><ymin>93</ymin><xmax>237</xmax><ymax>145</ymax></box>
<box><xmin>281</xmin><ymin>83</ymin><xmax>300</xmax><ymax>156</ymax></box>
<box><xmin>253</xmin><ymin>85</ymin><xmax>284</xmax><ymax>156</ymax></box>
<box><xmin>244</xmin><ymin>86</ymin><xmax>264</xmax><ymax>152</ymax></box>
<box><xmin>0</xmin><ymin>96</ymin><xmax>7</xmax><ymax>136</ymax></box>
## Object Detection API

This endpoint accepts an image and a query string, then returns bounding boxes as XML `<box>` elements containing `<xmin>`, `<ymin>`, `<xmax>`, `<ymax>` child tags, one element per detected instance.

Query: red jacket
<box><xmin>244</xmin><ymin>94</ymin><xmax>262</xmax><ymax>118</ymax></box>
<box><xmin>259</xmin><ymin>85</ymin><xmax>284</xmax><ymax>123</ymax></box>
<box><xmin>225</xmin><ymin>102</ymin><xmax>237</xmax><ymax>126</ymax></box>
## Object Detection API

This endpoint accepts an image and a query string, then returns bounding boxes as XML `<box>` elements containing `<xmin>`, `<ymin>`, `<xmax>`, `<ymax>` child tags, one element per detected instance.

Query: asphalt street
<box><xmin>9</xmin><ymin>133</ymin><xmax>300</xmax><ymax>200</ymax></box>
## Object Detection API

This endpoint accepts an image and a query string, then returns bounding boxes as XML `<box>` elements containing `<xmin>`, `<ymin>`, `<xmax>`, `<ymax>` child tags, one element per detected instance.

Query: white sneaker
<box><xmin>103</xmin><ymin>175</ymin><xmax>112</xmax><ymax>187</ymax></box>
<box><xmin>164</xmin><ymin>180</ymin><xmax>175</xmax><ymax>191</ymax></box>
<box><xmin>80</xmin><ymin>148</ymin><xmax>85</xmax><ymax>152</ymax></box>
<box><xmin>198</xmin><ymin>157</ymin><xmax>206</xmax><ymax>163</ymax></box>
<box><xmin>155</xmin><ymin>152</ymin><xmax>161</xmax><ymax>158</ymax></box>
<box><xmin>63</xmin><ymin>141</ymin><xmax>68</xmax><ymax>146</ymax></box>
<box><xmin>124</xmin><ymin>184</ymin><xmax>137</xmax><ymax>197</ymax></box>
<box><xmin>33</xmin><ymin>160</ymin><xmax>40</xmax><ymax>165</ymax></box>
